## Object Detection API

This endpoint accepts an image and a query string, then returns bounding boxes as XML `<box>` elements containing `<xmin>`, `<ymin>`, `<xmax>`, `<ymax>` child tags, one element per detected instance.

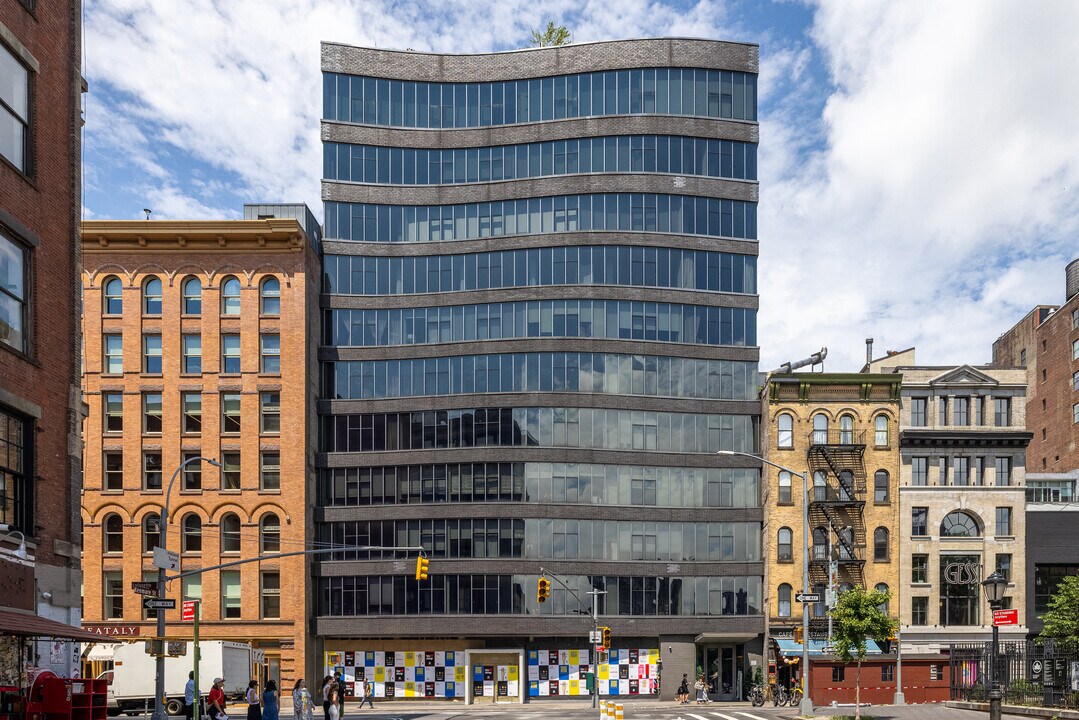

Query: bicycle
<box><xmin>773</xmin><ymin>684</ymin><xmax>789</xmax><ymax>707</ymax></box>
<box><xmin>748</xmin><ymin>684</ymin><xmax>766</xmax><ymax>707</ymax></box>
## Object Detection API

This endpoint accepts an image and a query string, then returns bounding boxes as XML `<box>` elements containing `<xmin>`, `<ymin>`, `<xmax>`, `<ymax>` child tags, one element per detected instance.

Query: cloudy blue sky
<box><xmin>81</xmin><ymin>0</ymin><xmax>1079</xmax><ymax>371</ymax></box>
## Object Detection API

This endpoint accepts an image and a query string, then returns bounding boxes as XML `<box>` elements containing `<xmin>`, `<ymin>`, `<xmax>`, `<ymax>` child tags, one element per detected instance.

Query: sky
<box><xmin>81</xmin><ymin>0</ymin><xmax>1079</xmax><ymax>371</ymax></box>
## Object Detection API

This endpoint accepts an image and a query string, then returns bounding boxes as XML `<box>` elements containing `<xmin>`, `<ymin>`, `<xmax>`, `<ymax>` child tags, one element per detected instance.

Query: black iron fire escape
<box><xmin>807</xmin><ymin>429</ymin><xmax>867</xmax><ymax>590</ymax></box>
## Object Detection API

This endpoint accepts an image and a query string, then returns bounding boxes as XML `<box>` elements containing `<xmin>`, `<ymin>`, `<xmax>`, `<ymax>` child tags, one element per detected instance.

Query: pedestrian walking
<box><xmin>262</xmin><ymin>680</ymin><xmax>278</xmax><ymax>720</ymax></box>
<box><xmin>356</xmin><ymin>679</ymin><xmax>373</xmax><ymax>710</ymax></box>
<box><xmin>320</xmin><ymin>677</ymin><xmax>332</xmax><ymax>720</ymax></box>
<box><xmin>291</xmin><ymin>680</ymin><xmax>314</xmax><ymax>720</ymax></box>
<box><xmin>185</xmin><ymin>672</ymin><xmax>196</xmax><ymax>720</ymax></box>
<box><xmin>677</xmin><ymin>673</ymin><xmax>689</xmax><ymax>704</ymax></box>
<box><xmin>246</xmin><ymin>681</ymin><xmax>262</xmax><ymax>720</ymax></box>
<box><xmin>326</xmin><ymin>683</ymin><xmax>340</xmax><ymax>720</ymax></box>
<box><xmin>695</xmin><ymin>674</ymin><xmax>708</xmax><ymax>704</ymax></box>
<box><xmin>208</xmin><ymin>678</ymin><xmax>227</xmax><ymax>720</ymax></box>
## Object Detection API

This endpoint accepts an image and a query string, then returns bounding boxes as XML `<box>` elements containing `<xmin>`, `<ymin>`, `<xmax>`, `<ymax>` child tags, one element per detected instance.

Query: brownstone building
<box><xmin>1</xmin><ymin>0</ymin><xmax>97</xmax><ymax>685</ymax></box>
<box><xmin>80</xmin><ymin>205</ymin><xmax>320</xmax><ymax>689</ymax></box>
<box><xmin>992</xmin><ymin>259</ymin><xmax>1079</xmax><ymax>472</ymax></box>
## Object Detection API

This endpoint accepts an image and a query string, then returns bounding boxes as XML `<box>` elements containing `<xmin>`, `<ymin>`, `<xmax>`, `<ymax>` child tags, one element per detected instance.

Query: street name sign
<box><xmin>143</xmin><ymin>597</ymin><xmax>176</xmax><ymax>610</ymax></box>
<box><xmin>993</xmin><ymin>608</ymin><xmax>1019</xmax><ymax>626</ymax></box>
<box><xmin>152</xmin><ymin>546</ymin><xmax>179</xmax><ymax>572</ymax></box>
<box><xmin>795</xmin><ymin>593</ymin><xmax>821</xmax><ymax>603</ymax></box>
<box><xmin>131</xmin><ymin>581</ymin><xmax>158</xmax><ymax>597</ymax></box>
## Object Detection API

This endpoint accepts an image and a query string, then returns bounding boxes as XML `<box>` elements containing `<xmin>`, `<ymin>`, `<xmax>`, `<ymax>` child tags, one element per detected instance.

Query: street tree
<box><xmin>831</xmin><ymin>585</ymin><xmax>897</xmax><ymax>720</ymax></box>
<box><xmin>1039</xmin><ymin>575</ymin><xmax>1079</xmax><ymax>644</ymax></box>
<box><xmin>530</xmin><ymin>22</ymin><xmax>572</xmax><ymax>47</ymax></box>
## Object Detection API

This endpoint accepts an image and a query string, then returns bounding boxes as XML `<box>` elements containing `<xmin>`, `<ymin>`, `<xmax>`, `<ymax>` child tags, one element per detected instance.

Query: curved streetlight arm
<box><xmin>717</xmin><ymin>449</ymin><xmax>815</xmax><ymax>715</ymax></box>
<box><xmin>163</xmin><ymin>455</ymin><xmax>222</xmax><ymax>528</ymax></box>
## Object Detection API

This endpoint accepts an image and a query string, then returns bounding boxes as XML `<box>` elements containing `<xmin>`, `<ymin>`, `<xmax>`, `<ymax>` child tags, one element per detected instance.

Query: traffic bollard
<box><xmin>615</xmin><ymin>703</ymin><xmax>624</xmax><ymax>720</ymax></box>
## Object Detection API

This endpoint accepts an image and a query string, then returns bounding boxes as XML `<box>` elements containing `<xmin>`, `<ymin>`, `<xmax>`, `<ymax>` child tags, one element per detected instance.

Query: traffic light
<box><xmin>537</xmin><ymin>577</ymin><xmax>551</xmax><ymax>603</ymax></box>
<box><xmin>415</xmin><ymin>556</ymin><xmax>429</xmax><ymax>581</ymax></box>
<box><xmin>793</xmin><ymin>627</ymin><xmax>803</xmax><ymax>644</ymax></box>
<box><xmin>601</xmin><ymin>627</ymin><xmax>611</xmax><ymax>650</ymax></box>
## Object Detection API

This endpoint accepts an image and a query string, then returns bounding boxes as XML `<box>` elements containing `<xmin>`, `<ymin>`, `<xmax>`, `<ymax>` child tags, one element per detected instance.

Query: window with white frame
<box><xmin>0</xmin><ymin>44</ymin><xmax>30</xmax><ymax>171</ymax></box>
<box><xmin>874</xmin><ymin>414</ymin><xmax>889</xmax><ymax>446</ymax></box>
<box><xmin>777</xmin><ymin>413</ymin><xmax>793</xmax><ymax>448</ymax></box>
<box><xmin>142</xmin><ymin>278</ymin><xmax>162</xmax><ymax>315</ymax></box>
<box><xmin>103</xmin><ymin>571</ymin><xmax>123</xmax><ymax>619</ymax></box>
<box><xmin>181</xmin><ymin>277</ymin><xmax>202</xmax><ymax>315</ymax></box>
<box><xmin>102</xmin><ymin>277</ymin><xmax>122</xmax><ymax>315</ymax></box>
<box><xmin>221</xmin><ymin>570</ymin><xmax>241</xmax><ymax>619</ymax></box>
<box><xmin>142</xmin><ymin>334</ymin><xmax>162</xmax><ymax>373</ymax></box>
<box><xmin>104</xmin><ymin>334</ymin><xmax>123</xmax><ymax>373</ymax></box>
<box><xmin>221</xmin><ymin>276</ymin><xmax>241</xmax><ymax>315</ymax></box>
<box><xmin>260</xmin><ymin>334</ymin><xmax>280</xmax><ymax>373</ymax></box>
<box><xmin>221</xmin><ymin>334</ymin><xmax>240</xmax><ymax>373</ymax></box>
<box><xmin>777</xmin><ymin>471</ymin><xmax>791</xmax><ymax>504</ymax></box>
<box><xmin>182</xmin><ymin>334</ymin><xmax>202</xmax><ymax>373</ymax></box>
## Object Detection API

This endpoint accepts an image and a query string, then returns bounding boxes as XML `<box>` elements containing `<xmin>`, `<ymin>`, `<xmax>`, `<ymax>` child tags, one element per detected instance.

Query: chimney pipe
<box><xmin>866</xmin><ymin>338</ymin><xmax>874</xmax><ymax>367</ymax></box>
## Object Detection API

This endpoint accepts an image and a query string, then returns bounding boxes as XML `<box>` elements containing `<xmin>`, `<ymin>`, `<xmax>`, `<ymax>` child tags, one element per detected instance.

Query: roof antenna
<box><xmin>143</xmin><ymin>208</ymin><xmax>152</xmax><ymax>220</ymax></box>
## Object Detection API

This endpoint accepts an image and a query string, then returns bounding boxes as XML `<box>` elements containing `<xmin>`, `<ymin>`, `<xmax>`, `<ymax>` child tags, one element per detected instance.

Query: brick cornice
<box><xmin>81</xmin><ymin>219</ymin><xmax>310</xmax><ymax>253</ymax></box>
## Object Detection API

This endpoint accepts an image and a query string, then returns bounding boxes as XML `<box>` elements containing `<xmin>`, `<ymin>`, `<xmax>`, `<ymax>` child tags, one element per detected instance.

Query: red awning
<box><xmin>0</xmin><ymin>608</ymin><xmax>104</xmax><ymax>642</ymax></box>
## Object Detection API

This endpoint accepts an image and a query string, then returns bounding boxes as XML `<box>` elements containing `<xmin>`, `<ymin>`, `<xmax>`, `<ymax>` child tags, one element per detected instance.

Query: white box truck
<box><xmin>106</xmin><ymin>641</ymin><xmax>259</xmax><ymax>716</ymax></box>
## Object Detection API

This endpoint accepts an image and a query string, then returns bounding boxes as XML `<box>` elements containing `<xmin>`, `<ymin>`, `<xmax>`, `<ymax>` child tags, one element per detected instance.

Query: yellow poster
<box><xmin>508</xmin><ymin>666</ymin><xmax>518</xmax><ymax>681</ymax></box>
<box><xmin>326</xmin><ymin>652</ymin><xmax>343</xmax><ymax>666</ymax></box>
<box><xmin>647</xmin><ymin>649</ymin><xmax>659</xmax><ymax>665</ymax></box>
<box><xmin>569</xmin><ymin>650</ymin><xmax>579</xmax><ymax>665</ymax></box>
<box><xmin>569</xmin><ymin>680</ymin><xmax>579</xmax><ymax>695</ymax></box>
<box><xmin>599</xmin><ymin>664</ymin><xmax>609</xmax><ymax>680</ymax></box>
<box><xmin>454</xmin><ymin>666</ymin><xmax>467</xmax><ymax>682</ymax></box>
<box><xmin>374</xmin><ymin>667</ymin><xmax>385</xmax><ymax>682</ymax></box>
<box><xmin>404</xmin><ymin>681</ymin><xmax>416</xmax><ymax>697</ymax></box>
<box><xmin>405</xmin><ymin>652</ymin><xmax>415</xmax><ymax>666</ymax></box>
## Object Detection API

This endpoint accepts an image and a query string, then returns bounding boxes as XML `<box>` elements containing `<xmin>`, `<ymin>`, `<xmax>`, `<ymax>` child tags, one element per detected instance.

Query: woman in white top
<box><xmin>326</xmin><ymin>684</ymin><xmax>339</xmax><ymax>720</ymax></box>
<box><xmin>246</xmin><ymin>681</ymin><xmax>262</xmax><ymax>720</ymax></box>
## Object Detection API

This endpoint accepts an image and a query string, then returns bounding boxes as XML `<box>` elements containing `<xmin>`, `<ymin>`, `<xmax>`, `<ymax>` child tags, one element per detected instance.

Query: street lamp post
<box><xmin>152</xmin><ymin>456</ymin><xmax>220</xmax><ymax>720</ymax></box>
<box><xmin>718</xmin><ymin>450</ymin><xmax>813</xmax><ymax>717</ymax></box>
<box><xmin>982</xmin><ymin>571</ymin><xmax>1008</xmax><ymax>720</ymax></box>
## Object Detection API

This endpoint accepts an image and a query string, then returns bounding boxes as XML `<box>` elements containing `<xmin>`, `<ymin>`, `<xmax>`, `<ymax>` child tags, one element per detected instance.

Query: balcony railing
<box><xmin>808</xmin><ymin>429</ymin><xmax>866</xmax><ymax>447</ymax></box>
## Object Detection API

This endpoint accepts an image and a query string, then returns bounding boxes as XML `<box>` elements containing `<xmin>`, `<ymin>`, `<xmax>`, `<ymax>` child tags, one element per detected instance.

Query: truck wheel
<box><xmin>165</xmin><ymin>699</ymin><xmax>184</xmax><ymax>716</ymax></box>
<box><xmin>106</xmin><ymin>710</ymin><xmax>121</xmax><ymax>717</ymax></box>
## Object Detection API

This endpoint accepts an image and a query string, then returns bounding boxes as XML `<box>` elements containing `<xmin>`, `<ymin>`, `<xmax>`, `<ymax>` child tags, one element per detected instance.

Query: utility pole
<box><xmin>586</xmin><ymin>589</ymin><xmax>607</xmax><ymax>709</ymax></box>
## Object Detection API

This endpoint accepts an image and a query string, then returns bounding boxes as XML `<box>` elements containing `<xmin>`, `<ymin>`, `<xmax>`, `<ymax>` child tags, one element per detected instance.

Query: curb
<box><xmin>946</xmin><ymin>700</ymin><xmax>1079</xmax><ymax>719</ymax></box>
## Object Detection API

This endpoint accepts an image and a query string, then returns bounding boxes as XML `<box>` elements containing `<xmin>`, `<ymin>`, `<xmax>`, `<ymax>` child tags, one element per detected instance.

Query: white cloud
<box><xmin>758</xmin><ymin>0</ymin><xmax>1079</xmax><ymax>370</ymax></box>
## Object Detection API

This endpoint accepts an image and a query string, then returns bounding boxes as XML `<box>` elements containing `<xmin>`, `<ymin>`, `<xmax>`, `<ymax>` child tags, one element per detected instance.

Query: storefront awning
<box><xmin>84</xmin><ymin>643</ymin><xmax>119</xmax><ymax>662</ymax></box>
<box><xmin>0</xmin><ymin>608</ymin><xmax>104</xmax><ymax>642</ymax></box>
<box><xmin>774</xmin><ymin>638</ymin><xmax>886</xmax><ymax>658</ymax></box>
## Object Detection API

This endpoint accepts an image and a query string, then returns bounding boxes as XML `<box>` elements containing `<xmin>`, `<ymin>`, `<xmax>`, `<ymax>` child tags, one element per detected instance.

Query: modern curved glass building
<box><xmin>316</xmin><ymin>37</ymin><xmax>763</xmax><ymax>703</ymax></box>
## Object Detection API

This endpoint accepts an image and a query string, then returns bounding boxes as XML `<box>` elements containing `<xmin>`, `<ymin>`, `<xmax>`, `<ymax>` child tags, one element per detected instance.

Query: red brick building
<box><xmin>0</xmin><ymin>0</ymin><xmax>97</xmax><ymax>686</ymax></box>
<box><xmin>993</xmin><ymin>259</ymin><xmax>1079</xmax><ymax>472</ymax></box>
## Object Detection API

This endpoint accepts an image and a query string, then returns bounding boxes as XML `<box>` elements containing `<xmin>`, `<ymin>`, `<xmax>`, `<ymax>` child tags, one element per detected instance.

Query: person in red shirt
<box><xmin>208</xmin><ymin>678</ymin><xmax>227</xmax><ymax>720</ymax></box>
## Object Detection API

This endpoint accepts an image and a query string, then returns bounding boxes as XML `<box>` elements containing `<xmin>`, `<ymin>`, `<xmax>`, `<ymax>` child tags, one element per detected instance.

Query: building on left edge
<box><xmin>79</xmin><ymin>205</ymin><xmax>321</xmax><ymax>690</ymax></box>
<box><xmin>1</xmin><ymin>0</ymin><xmax>100</xmax><ymax>685</ymax></box>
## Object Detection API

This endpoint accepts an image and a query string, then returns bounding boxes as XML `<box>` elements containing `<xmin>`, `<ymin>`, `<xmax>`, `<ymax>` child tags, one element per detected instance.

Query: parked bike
<box><xmin>748</xmin><ymin>684</ymin><xmax>766</xmax><ymax>707</ymax></box>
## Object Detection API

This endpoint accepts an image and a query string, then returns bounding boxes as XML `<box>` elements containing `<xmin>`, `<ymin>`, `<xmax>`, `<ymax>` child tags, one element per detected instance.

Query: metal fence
<box><xmin>950</xmin><ymin>640</ymin><xmax>1079</xmax><ymax>708</ymax></box>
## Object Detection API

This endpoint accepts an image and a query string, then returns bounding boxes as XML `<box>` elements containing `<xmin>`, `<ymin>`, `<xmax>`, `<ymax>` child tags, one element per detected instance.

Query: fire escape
<box><xmin>807</xmin><ymin>428</ymin><xmax>867</xmax><ymax>591</ymax></box>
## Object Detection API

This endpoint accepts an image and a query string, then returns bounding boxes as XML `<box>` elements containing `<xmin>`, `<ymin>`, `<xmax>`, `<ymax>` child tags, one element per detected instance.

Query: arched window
<box><xmin>875</xmin><ymin>583</ymin><xmax>890</xmax><ymax>614</ymax></box>
<box><xmin>874</xmin><ymin>470</ymin><xmax>890</xmax><ymax>503</ymax></box>
<box><xmin>142</xmin><ymin>513</ymin><xmax>161</xmax><ymax>553</ymax></box>
<box><xmin>838</xmin><ymin>470</ymin><xmax>854</xmax><ymax>501</ymax></box>
<box><xmin>778</xmin><ymin>471</ymin><xmax>792</xmax><ymax>503</ymax></box>
<box><xmin>813</xmin><ymin>470</ymin><xmax>827</xmax><ymax>502</ymax></box>
<box><xmin>812</xmin><ymin>414</ymin><xmax>829</xmax><ymax>444</ymax></box>
<box><xmin>103</xmin><ymin>513</ymin><xmax>124</xmax><ymax>554</ymax></box>
<box><xmin>875</xmin><ymin>414</ymin><xmax>889</xmax><ymax>447</ymax></box>
<box><xmin>839</xmin><ymin>414</ymin><xmax>854</xmax><ymax>444</ymax></box>
<box><xmin>941</xmin><ymin>511</ymin><xmax>980</xmax><ymax>537</ymax></box>
<box><xmin>260</xmin><ymin>513</ymin><xmax>280</xmax><ymax>554</ymax></box>
<box><xmin>874</xmin><ymin>527</ymin><xmax>889</xmax><ymax>561</ymax></box>
<box><xmin>182</xmin><ymin>277</ymin><xmax>202</xmax><ymax>315</ymax></box>
<box><xmin>221</xmin><ymin>276</ymin><xmax>241</xmax><ymax>315</ymax></box>
<box><xmin>838</xmin><ymin>527</ymin><xmax>854</xmax><ymax>560</ymax></box>
<box><xmin>103</xmin><ymin>277</ymin><xmax>123</xmax><ymax>315</ymax></box>
<box><xmin>260</xmin><ymin>277</ymin><xmax>280</xmax><ymax>316</ymax></box>
<box><xmin>777</xmin><ymin>527</ymin><xmax>793</xmax><ymax>561</ymax></box>
<box><xmin>812</xmin><ymin>526</ymin><xmax>828</xmax><ymax>561</ymax></box>
<box><xmin>777</xmin><ymin>413</ymin><xmax>794</xmax><ymax>449</ymax></box>
<box><xmin>181</xmin><ymin>514</ymin><xmax>202</xmax><ymax>553</ymax></box>
<box><xmin>220</xmin><ymin>513</ymin><xmax>241</xmax><ymax>554</ymax></box>
<box><xmin>143</xmin><ymin>277</ymin><xmax>162</xmax><ymax>315</ymax></box>
<box><xmin>778</xmin><ymin>584</ymin><xmax>792</xmax><ymax>618</ymax></box>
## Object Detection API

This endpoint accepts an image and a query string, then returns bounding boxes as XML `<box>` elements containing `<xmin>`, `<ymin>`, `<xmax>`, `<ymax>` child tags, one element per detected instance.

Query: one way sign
<box><xmin>795</xmin><ymin>592</ymin><xmax>821</xmax><ymax>603</ymax></box>
<box><xmin>143</xmin><ymin>598</ymin><xmax>176</xmax><ymax>610</ymax></box>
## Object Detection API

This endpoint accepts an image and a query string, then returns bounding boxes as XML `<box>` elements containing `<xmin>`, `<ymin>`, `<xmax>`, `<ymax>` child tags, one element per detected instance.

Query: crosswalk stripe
<box><xmin>685</xmin><ymin>714</ymin><xmax>713</xmax><ymax>720</ymax></box>
<box><xmin>708</xmin><ymin>712</ymin><xmax>743</xmax><ymax>720</ymax></box>
<box><xmin>734</xmin><ymin>713</ymin><xmax>772</xmax><ymax>720</ymax></box>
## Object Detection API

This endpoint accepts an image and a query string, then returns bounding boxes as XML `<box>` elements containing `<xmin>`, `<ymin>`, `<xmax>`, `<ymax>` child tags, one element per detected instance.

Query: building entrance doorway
<box><xmin>697</xmin><ymin>644</ymin><xmax>744</xmax><ymax>701</ymax></box>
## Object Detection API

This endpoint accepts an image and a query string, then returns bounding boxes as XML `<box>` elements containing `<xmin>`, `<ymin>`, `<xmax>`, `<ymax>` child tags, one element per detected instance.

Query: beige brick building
<box><xmin>79</xmin><ymin>206</ymin><xmax>320</xmax><ymax>690</ymax></box>
<box><xmin>763</xmin><ymin>373</ymin><xmax>902</xmax><ymax>645</ymax></box>
<box><xmin>868</xmin><ymin>353</ymin><xmax>1030</xmax><ymax>656</ymax></box>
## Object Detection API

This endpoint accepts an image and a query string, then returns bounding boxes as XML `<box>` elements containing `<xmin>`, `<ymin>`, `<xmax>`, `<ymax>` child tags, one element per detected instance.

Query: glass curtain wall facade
<box><xmin>317</xmin><ymin>38</ymin><xmax>763</xmax><ymax>703</ymax></box>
